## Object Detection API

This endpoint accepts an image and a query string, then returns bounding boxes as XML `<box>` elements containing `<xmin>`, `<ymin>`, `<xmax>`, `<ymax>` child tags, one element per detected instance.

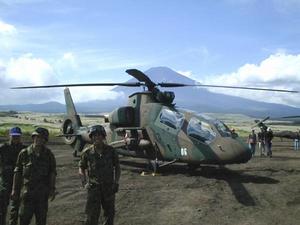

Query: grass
<box><xmin>0</xmin><ymin>111</ymin><xmax>18</xmax><ymax>117</ymax></box>
<box><xmin>0</xmin><ymin>112</ymin><xmax>298</xmax><ymax>139</ymax></box>
<box><xmin>0</xmin><ymin>123</ymin><xmax>61</xmax><ymax>137</ymax></box>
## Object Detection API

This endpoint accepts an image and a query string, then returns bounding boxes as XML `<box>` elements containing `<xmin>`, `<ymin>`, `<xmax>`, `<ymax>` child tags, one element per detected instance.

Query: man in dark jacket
<box><xmin>0</xmin><ymin>127</ymin><xmax>26</xmax><ymax>225</ymax></box>
<box><xmin>258</xmin><ymin>129</ymin><xmax>266</xmax><ymax>156</ymax></box>
<box><xmin>265</xmin><ymin>127</ymin><xmax>274</xmax><ymax>158</ymax></box>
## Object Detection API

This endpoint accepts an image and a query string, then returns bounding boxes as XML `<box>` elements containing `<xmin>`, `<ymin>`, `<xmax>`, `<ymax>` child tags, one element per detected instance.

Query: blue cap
<box><xmin>9</xmin><ymin>127</ymin><xmax>22</xmax><ymax>136</ymax></box>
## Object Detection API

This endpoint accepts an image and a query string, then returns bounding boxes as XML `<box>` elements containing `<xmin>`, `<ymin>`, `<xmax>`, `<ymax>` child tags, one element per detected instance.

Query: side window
<box><xmin>187</xmin><ymin>117</ymin><xmax>216</xmax><ymax>143</ymax></box>
<box><xmin>159</xmin><ymin>109</ymin><xmax>184</xmax><ymax>130</ymax></box>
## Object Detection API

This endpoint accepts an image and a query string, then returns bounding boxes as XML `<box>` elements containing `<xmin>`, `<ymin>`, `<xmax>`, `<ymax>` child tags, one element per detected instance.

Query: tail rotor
<box><xmin>62</xmin><ymin>88</ymin><xmax>85</xmax><ymax>156</ymax></box>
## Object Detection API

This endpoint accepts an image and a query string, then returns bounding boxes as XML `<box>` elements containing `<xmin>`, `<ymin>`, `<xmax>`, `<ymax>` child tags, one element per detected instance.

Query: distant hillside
<box><xmin>0</xmin><ymin>100</ymin><xmax>122</xmax><ymax>114</ymax></box>
<box><xmin>0</xmin><ymin>101</ymin><xmax>66</xmax><ymax>113</ymax></box>
<box><xmin>1</xmin><ymin>66</ymin><xmax>300</xmax><ymax>117</ymax></box>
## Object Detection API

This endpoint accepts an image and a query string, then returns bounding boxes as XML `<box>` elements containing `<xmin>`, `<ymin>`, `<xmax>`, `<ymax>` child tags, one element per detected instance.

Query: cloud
<box><xmin>5</xmin><ymin>54</ymin><xmax>56</xmax><ymax>84</ymax></box>
<box><xmin>68</xmin><ymin>87</ymin><xmax>125</xmax><ymax>103</ymax></box>
<box><xmin>55</xmin><ymin>52</ymin><xmax>78</xmax><ymax>75</ymax></box>
<box><xmin>54</xmin><ymin>52</ymin><xmax>126</xmax><ymax>102</ymax></box>
<box><xmin>0</xmin><ymin>54</ymin><xmax>62</xmax><ymax>104</ymax></box>
<box><xmin>0</xmin><ymin>54</ymin><xmax>127</xmax><ymax>105</ymax></box>
<box><xmin>0</xmin><ymin>20</ymin><xmax>18</xmax><ymax>50</ymax></box>
<box><xmin>200</xmin><ymin>53</ymin><xmax>300</xmax><ymax>107</ymax></box>
<box><xmin>0</xmin><ymin>20</ymin><xmax>17</xmax><ymax>35</ymax></box>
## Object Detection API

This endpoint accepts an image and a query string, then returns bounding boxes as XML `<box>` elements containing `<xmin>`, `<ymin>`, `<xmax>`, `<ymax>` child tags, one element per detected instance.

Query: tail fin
<box><xmin>62</xmin><ymin>88</ymin><xmax>85</xmax><ymax>156</ymax></box>
<box><xmin>64</xmin><ymin>88</ymin><xmax>82</xmax><ymax>127</ymax></box>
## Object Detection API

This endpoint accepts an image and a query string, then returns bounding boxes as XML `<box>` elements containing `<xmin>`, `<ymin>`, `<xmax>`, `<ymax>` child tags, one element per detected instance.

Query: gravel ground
<box><xmin>2</xmin><ymin>137</ymin><xmax>300</xmax><ymax>225</ymax></box>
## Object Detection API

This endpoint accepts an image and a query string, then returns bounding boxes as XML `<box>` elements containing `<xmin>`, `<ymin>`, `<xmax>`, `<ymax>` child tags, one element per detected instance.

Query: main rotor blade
<box><xmin>126</xmin><ymin>69</ymin><xmax>156</xmax><ymax>90</ymax></box>
<box><xmin>11</xmin><ymin>82</ymin><xmax>142</xmax><ymax>89</ymax></box>
<box><xmin>251</xmin><ymin>116</ymin><xmax>270</xmax><ymax>129</ymax></box>
<box><xmin>158</xmin><ymin>83</ymin><xmax>298</xmax><ymax>93</ymax></box>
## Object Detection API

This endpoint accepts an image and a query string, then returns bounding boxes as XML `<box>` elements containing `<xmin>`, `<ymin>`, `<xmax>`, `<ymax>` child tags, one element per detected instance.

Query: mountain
<box><xmin>1</xmin><ymin>66</ymin><xmax>300</xmax><ymax>117</ymax></box>
<box><xmin>0</xmin><ymin>101</ymin><xmax>66</xmax><ymax>113</ymax></box>
<box><xmin>113</xmin><ymin>67</ymin><xmax>300</xmax><ymax>117</ymax></box>
<box><xmin>0</xmin><ymin>100</ymin><xmax>123</xmax><ymax>114</ymax></box>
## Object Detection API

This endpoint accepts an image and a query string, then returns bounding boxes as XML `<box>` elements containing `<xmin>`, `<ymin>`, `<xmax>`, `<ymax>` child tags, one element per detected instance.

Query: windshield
<box><xmin>159</xmin><ymin>108</ymin><xmax>184</xmax><ymax>130</ymax></box>
<box><xmin>187</xmin><ymin>117</ymin><xmax>216</xmax><ymax>143</ymax></box>
<box><xmin>213</xmin><ymin>120</ymin><xmax>232</xmax><ymax>137</ymax></box>
<box><xmin>195</xmin><ymin>113</ymin><xmax>232</xmax><ymax>137</ymax></box>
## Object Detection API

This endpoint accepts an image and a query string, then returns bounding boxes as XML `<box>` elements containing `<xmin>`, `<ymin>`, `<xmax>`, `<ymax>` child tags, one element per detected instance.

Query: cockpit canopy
<box><xmin>187</xmin><ymin>117</ymin><xmax>216</xmax><ymax>143</ymax></box>
<box><xmin>158</xmin><ymin>109</ymin><xmax>233</xmax><ymax>144</ymax></box>
<box><xmin>196</xmin><ymin>113</ymin><xmax>232</xmax><ymax>137</ymax></box>
<box><xmin>159</xmin><ymin>108</ymin><xmax>184</xmax><ymax>130</ymax></box>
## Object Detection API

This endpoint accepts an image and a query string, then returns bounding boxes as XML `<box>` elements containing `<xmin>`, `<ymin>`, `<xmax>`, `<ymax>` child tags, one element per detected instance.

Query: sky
<box><xmin>1</xmin><ymin>0</ymin><xmax>300</xmax><ymax>106</ymax></box>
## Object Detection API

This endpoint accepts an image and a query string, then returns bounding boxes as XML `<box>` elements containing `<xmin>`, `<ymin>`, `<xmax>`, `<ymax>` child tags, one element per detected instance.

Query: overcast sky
<box><xmin>1</xmin><ymin>0</ymin><xmax>300</xmax><ymax>106</ymax></box>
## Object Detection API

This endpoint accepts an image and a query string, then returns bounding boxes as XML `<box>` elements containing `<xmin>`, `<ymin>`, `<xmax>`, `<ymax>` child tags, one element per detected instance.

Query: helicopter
<box><xmin>12</xmin><ymin>69</ymin><xmax>299</xmax><ymax>172</ymax></box>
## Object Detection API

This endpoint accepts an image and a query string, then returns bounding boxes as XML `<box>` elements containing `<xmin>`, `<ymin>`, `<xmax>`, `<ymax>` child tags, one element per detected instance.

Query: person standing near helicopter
<box><xmin>265</xmin><ymin>127</ymin><xmax>274</xmax><ymax>157</ymax></box>
<box><xmin>258</xmin><ymin>128</ymin><xmax>266</xmax><ymax>156</ymax></box>
<box><xmin>294</xmin><ymin>129</ymin><xmax>300</xmax><ymax>151</ymax></box>
<box><xmin>247</xmin><ymin>129</ymin><xmax>257</xmax><ymax>156</ymax></box>
<box><xmin>11</xmin><ymin>127</ymin><xmax>56</xmax><ymax>225</ymax></box>
<box><xmin>79</xmin><ymin>125</ymin><xmax>121</xmax><ymax>225</ymax></box>
<box><xmin>0</xmin><ymin>127</ymin><xmax>26</xmax><ymax>225</ymax></box>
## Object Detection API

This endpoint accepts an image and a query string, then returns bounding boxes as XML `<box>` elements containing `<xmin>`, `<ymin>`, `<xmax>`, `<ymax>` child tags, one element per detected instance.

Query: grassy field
<box><xmin>0</xmin><ymin>112</ymin><xmax>63</xmax><ymax>137</ymax></box>
<box><xmin>1</xmin><ymin>112</ymin><xmax>299</xmax><ymax>138</ymax></box>
<box><xmin>0</xmin><ymin>112</ymin><xmax>107</xmax><ymax>137</ymax></box>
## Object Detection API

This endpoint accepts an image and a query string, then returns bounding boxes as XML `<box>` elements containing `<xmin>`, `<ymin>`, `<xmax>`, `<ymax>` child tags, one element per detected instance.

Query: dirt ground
<box><xmin>3</xmin><ymin>137</ymin><xmax>300</xmax><ymax>225</ymax></box>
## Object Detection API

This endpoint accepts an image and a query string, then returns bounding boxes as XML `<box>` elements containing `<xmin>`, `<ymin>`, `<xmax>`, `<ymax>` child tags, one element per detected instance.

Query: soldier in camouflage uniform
<box><xmin>0</xmin><ymin>127</ymin><xmax>26</xmax><ymax>225</ymax></box>
<box><xmin>11</xmin><ymin>127</ymin><xmax>56</xmax><ymax>225</ymax></box>
<box><xmin>79</xmin><ymin>125</ymin><xmax>121</xmax><ymax>225</ymax></box>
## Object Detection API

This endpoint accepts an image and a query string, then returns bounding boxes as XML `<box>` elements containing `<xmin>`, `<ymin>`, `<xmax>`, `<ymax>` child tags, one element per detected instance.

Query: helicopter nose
<box><xmin>212</xmin><ymin>137</ymin><xmax>252</xmax><ymax>164</ymax></box>
<box><xmin>239</xmin><ymin>143</ymin><xmax>252</xmax><ymax>163</ymax></box>
<box><xmin>235</xmin><ymin>139</ymin><xmax>252</xmax><ymax>163</ymax></box>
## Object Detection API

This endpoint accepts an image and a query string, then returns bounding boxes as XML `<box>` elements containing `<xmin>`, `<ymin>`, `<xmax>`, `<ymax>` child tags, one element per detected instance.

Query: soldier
<box><xmin>79</xmin><ymin>125</ymin><xmax>121</xmax><ymax>225</ymax></box>
<box><xmin>11</xmin><ymin>127</ymin><xmax>56</xmax><ymax>225</ymax></box>
<box><xmin>294</xmin><ymin>129</ymin><xmax>300</xmax><ymax>151</ymax></box>
<box><xmin>265</xmin><ymin>127</ymin><xmax>274</xmax><ymax>158</ymax></box>
<box><xmin>258</xmin><ymin>129</ymin><xmax>265</xmax><ymax>156</ymax></box>
<box><xmin>0</xmin><ymin>127</ymin><xmax>26</xmax><ymax>225</ymax></box>
<box><xmin>247</xmin><ymin>129</ymin><xmax>257</xmax><ymax>156</ymax></box>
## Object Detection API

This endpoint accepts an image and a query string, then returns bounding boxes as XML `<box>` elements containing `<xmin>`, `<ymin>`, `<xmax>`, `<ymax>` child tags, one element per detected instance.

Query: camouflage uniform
<box><xmin>248</xmin><ymin>131</ymin><xmax>257</xmax><ymax>156</ymax></box>
<box><xmin>14</xmin><ymin>144</ymin><xmax>56</xmax><ymax>225</ymax></box>
<box><xmin>0</xmin><ymin>142</ymin><xmax>26</xmax><ymax>225</ymax></box>
<box><xmin>257</xmin><ymin>131</ymin><xmax>265</xmax><ymax>156</ymax></box>
<box><xmin>79</xmin><ymin>144</ymin><xmax>120</xmax><ymax>225</ymax></box>
<box><xmin>265</xmin><ymin>130</ymin><xmax>274</xmax><ymax>157</ymax></box>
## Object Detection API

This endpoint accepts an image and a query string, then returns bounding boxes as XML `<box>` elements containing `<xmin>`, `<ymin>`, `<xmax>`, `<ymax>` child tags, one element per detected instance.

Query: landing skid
<box><xmin>187</xmin><ymin>163</ymin><xmax>200</xmax><ymax>171</ymax></box>
<box><xmin>141</xmin><ymin>159</ymin><xmax>177</xmax><ymax>176</ymax></box>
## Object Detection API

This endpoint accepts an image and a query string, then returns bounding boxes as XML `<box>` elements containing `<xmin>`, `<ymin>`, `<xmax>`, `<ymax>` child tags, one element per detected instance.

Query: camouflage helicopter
<box><xmin>12</xmin><ymin>69</ymin><xmax>298</xmax><ymax>172</ymax></box>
